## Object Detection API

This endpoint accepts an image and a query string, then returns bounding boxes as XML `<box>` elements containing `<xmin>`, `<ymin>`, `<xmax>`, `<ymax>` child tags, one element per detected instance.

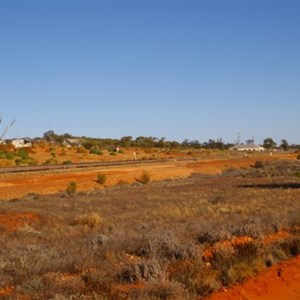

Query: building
<box><xmin>63</xmin><ymin>138</ymin><xmax>81</xmax><ymax>147</ymax></box>
<box><xmin>12</xmin><ymin>138</ymin><xmax>32</xmax><ymax>149</ymax></box>
<box><xmin>229</xmin><ymin>143</ymin><xmax>265</xmax><ymax>152</ymax></box>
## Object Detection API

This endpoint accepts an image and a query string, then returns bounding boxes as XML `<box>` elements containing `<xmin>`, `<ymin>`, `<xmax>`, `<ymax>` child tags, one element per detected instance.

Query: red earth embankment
<box><xmin>206</xmin><ymin>255</ymin><xmax>300</xmax><ymax>300</ymax></box>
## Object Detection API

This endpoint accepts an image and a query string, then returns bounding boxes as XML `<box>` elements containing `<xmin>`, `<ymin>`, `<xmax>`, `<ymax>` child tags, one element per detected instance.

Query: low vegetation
<box><xmin>96</xmin><ymin>173</ymin><xmax>107</xmax><ymax>185</ymax></box>
<box><xmin>66</xmin><ymin>181</ymin><xmax>77</xmax><ymax>196</ymax></box>
<box><xmin>0</xmin><ymin>160</ymin><xmax>299</xmax><ymax>299</ymax></box>
<box><xmin>138</xmin><ymin>171</ymin><xmax>151</xmax><ymax>184</ymax></box>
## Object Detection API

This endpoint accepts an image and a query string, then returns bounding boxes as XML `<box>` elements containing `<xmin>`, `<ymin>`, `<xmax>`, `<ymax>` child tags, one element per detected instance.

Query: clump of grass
<box><xmin>66</xmin><ymin>181</ymin><xmax>77</xmax><ymax>196</ymax></box>
<box><xmin>72</xmin><ymin>212</ymin><xmax>103</xmax><ymax>228</ymax></box>
<box><xmin>96</xmin><ymin>173</ymin><xmax>107</xmax><ymax>185</ymax></box>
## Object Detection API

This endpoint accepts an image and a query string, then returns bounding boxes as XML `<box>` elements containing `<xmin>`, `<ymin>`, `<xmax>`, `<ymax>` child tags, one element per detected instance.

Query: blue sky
<box><xmin>0</xmin><ymin>0</ymin><xmax>299</xmax><ymax>145</ymax></box>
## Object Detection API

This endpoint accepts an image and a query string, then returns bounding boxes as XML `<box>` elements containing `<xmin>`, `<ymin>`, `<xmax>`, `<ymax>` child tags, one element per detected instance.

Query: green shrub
<box><xmin>0</xmin><ymin>150</ymin><xmax>6</xmax><ymax>159</ymax></box>
<box><xmin>5</xmin><ymin>152</ymin><xmax>15</xmax><ymax>160</ymax></box>
<box><xmin>66</xmin><ymin>181</ymin><xmax>77</xmax><ymax>196</ymax></box>
<box><xmin>96</xmin><ymin>173</ymin><xmax>107</xmax><ymax>185</ymax></box>
<box><xmin>90</xmin><ymin>148</ymin><xmax>103</xmax><ymax>155</ymax></box>
<box><xmin>15</xmin><ymin>158</ymin><xmax>23</xmax><ymax>165</ymax></box>
<box><xmin>62</xmin><ymin>160</ymin><xmax>73</xmax><ymax>165</ymax></box>
<box><xmin>18</xmin><ymin>149</ymin><xmax>28</xmax><ymax>160</ymax></box>
<box><xmin>139</xmin><ymin>172</ymin><xmax>151</xmax><ymax>184</ymax></box>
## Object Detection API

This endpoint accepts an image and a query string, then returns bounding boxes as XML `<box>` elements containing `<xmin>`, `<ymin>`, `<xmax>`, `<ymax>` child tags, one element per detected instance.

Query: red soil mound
<box><xmin>206</xmin><ymin>255</ymin><xmax>300</xmax><ymax>300</ymax></box>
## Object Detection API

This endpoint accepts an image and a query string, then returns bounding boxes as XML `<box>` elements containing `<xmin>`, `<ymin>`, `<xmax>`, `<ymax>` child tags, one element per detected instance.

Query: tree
<box><xmin>135</xmin><ymin>136</ymin><xmax>156</xmax><ymax>148</ymax></box>
<box><xmin>246</xmin><ymin>138</ymin><xmax>254</xmax><ymax>145</ymax></box>
<box><xmin>280</xmin><ymin>139</ymin><xmax>289</xmax><ymax>151</ymax></box>
<box><xmin>263</xmin><ymin>137</ymin><xmax>277</xmax><ymax>150</ymax></box>
<box><xmin>120</xmin><ymin>136</ymin><xmax>133</xmax><ymax>148</ymax></box>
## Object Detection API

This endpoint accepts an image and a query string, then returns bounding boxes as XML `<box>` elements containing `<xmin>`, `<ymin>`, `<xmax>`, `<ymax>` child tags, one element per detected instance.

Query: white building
<box><xmin>229</xmin><ymin>143</ymin><xmax>265</xmax><ymax>152</ymax></box>
<box><xmin>12</xmin><ymin>139</ymin><xmax>32</xmax><ymax>148</ymax></box>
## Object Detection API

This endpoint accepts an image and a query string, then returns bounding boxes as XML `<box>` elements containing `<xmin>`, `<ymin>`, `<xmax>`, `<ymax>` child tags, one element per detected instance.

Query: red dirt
<box><xmin>0</xmin><ymin>212</ymin><xmax>40</xmax><ymax>233</ymax></box>
<box><xmin>112</xmin><ymin>282</ymin><xmax>147</xmax><ymax>296</ymax></box>
<box><xmin>205</xmin><ymin>255</ymin><xmax>300</xmax><ymax>300</ymax></box>
<box><xmin>0</xmin><ymin>286</ymin><xmax>14</xmax><ymax>298</ymax></box>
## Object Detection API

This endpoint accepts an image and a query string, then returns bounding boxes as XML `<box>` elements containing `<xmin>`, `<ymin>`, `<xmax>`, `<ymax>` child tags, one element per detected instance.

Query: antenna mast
<box><xmin>236</xmin><ymin>132</ymin><xmax>241</xmax><ymax>145</ymax></box>
<box><xmin>0</xmin><ymin>118</ymin><xmax>16</xmax><ymax>140</ymax></box>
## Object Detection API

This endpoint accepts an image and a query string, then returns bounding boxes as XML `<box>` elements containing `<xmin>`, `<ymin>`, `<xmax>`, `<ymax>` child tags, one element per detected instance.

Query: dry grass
<box><xmin>0</xmin><ymin>160</ymin><xmax>299</xmax><ymax>299</ymax></box>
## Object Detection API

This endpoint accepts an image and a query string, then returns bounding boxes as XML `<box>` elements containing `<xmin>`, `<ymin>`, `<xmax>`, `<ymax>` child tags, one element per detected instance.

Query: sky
<box><xmin>0</xmin><ymin>0</ymin><xmax>299</xmax><ymax>145</ymax></box>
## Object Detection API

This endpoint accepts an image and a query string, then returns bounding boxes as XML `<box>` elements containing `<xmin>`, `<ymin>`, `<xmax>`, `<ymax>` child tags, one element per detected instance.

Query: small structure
<box><xmin>229</xmin><ymin>143</ymin><xmax>265</xmax><ymax>152</ymax></box>
<box><xmin>12</xmin><ymin>138</ymin><xmax>32</xmax><ymax>149</ymax></box>
<box><xmin>63</xmin><ymin>138</ymin><xmax>81</xmax><ymax>147</ymax></box>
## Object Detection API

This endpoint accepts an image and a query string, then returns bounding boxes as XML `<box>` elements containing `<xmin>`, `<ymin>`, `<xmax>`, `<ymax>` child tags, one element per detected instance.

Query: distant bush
<box><xmin>0</xmin><ymin>150</ymin><xmax>6</xmax><ymax>159</ymax></box>
<box><xmin>24</xmin><ymin>157</ymin><xmax>38</xmax><ymax>166</ymax></box>
<box><xmin>138</xmin><ymin>172</ymin><xmax>151</xmax><ymax>184</ymax></box>
<box><xmin>62</xmin><ymin>160</ymin><xmax>73</xmax><ymax>165</ymax></box>
<box><xmin>254</xmin><ymin>161</ymin><xmax>264</xmax><ymax>169</ymax></box>
<box><xmin>96</xmin><ymin>173</ymin><xmax>107</xmax><ymax>185</ymax></box>
<box><xmin>72</xmin><ymin>212</ymin><xmax>102</xmax><ymax>228</ymax></box>
<box><xmin>77</xmin><ymin>147</ymin><xmax>88</xmax><ymax>154</ymax></box>
<box><xmin>44</xmin><ymin>158</ymin><xmax>58</xmax><ymax>165</ymax></box>
<box><xmin>18</xmin><ymin>149</ymin><xmax>28</xmax><ymax>160</ymax></box>
<box><xmin>5</xmin><ymin>152</ymin><xmax>15</xmax><ymax>160</ymax></box>
<box><xmin>15</xmin><ymin>158</ymin><xmax>23</xmax><ymax>165</ymax></box>
<box><xmin>90</xmin><ymin>148</ymin><xmax>103</xmax><ymax>155</ymax></box>
<box><xmin>66</xmin><ymin>181</ymin><xmax>77</xmax><ymax>196</ymax></box>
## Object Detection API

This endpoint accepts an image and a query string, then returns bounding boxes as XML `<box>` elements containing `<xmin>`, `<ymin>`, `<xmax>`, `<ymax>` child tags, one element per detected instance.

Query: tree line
<box><xmin>42</xmin><ymin>131</ymin><xmax>299</xmax><ymax>151</ymax></box>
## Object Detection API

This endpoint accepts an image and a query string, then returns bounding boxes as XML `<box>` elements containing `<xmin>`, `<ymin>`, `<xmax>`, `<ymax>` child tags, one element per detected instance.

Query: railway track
<box><xmin>0</xmin><ymin>157</ymin><xmax>198</xmax><ymax>174</ymax></box>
